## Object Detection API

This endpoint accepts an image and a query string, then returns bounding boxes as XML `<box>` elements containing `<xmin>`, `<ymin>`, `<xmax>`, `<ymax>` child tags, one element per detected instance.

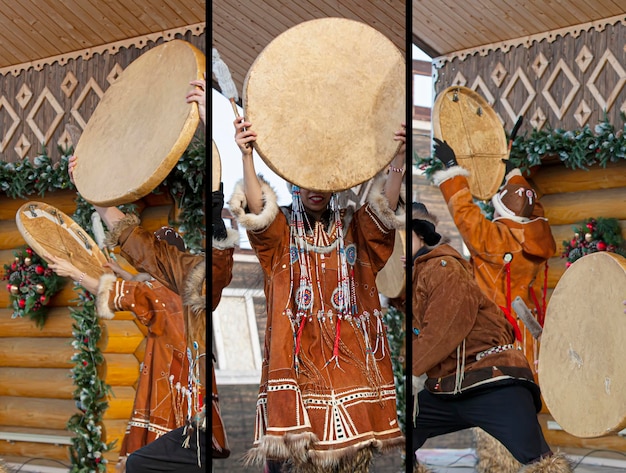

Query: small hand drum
<box><xmin>16</xmin><ymin>202</ymin><xmax>111</xmax><ymax>279</ymax></box>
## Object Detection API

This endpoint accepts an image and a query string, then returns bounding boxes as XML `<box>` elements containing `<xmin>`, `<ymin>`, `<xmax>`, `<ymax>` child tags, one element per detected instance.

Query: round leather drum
<box><xmin>376</xmin><ymin>229</ymin><xmax>406</xmax><ymax>299</ymax></box>
<box><xmin>73</xmin><ymin>40</ymin><xmax>205</xmax><ymax>206</ymax></box>
<box><xmin>433</xmin><ymin>86</ymin><xmax>508</xmax><ymax>201</ymax></box>
<box><xmin>538</xmin><ymin>252</ymin><xmax>626</xmax><ymax>437</ymax></box>
<box><xmin>212</xmin><ymin>139</ymin><xmax>221</xmax><ymax>192</ymax></box>
<box><xmin>244</xmin><ymin>18</ymin><xmax>405</xmax><ymax>192</ymax></box>
<box><xmin>16</xmin><ymin>202</ymin><xmax>111</xmax><ymax>279</ymax></box>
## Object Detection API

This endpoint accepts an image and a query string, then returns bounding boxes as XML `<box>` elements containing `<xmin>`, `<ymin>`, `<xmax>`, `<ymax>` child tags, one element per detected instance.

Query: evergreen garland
<box><xmin>67</xmin><ymin>286</ymin><xmax>115</xmax><ymax>473</ymax></box>
<box><xmin>414</xmin><ymin>113</ymin><xmax>626</xmax><ymax>179</ymax></box>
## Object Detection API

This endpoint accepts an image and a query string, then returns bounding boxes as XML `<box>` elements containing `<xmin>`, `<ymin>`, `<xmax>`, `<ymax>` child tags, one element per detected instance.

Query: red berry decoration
<box><xmin>26</xmin><ymin>248</ymin><xmax>32</xmax><ymax>255</ymax></box>
<box><xmin>18</xmin><ymin>299</ymin><xmax>26</xmax><ymax>309</ymax></box>
<box><xmin>597</xmin><ymin>241</ymin><xmax>607</xmax><ymax>251</ymax></box>
<box><xmin>35</xmin><ymin>265</ymin><xmax>44</xmax><ymax>275</ymax></box>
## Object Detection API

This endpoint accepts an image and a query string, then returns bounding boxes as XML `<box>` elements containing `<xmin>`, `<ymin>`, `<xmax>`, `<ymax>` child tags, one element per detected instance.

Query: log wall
<box><xmin>0</xmin><ymin>189</ymin><xmax>177</xmax><ymax>472</ymax></box>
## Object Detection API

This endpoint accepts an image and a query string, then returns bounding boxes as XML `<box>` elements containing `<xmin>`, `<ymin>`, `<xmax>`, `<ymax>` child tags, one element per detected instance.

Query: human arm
<box><xmin>45</xmin><ymin>254</ymin><xmax>100</xmax><ymax>294</ymax></box>
<box><xmin>234</xmin><ymin>117</ymin><xmax>264</xmax><ymax>215</ymax></box>
<box><xmin>186</xmin><ymin>76</ymin><xmax>206</xmax><ymax>126</ymax></box>
<box><xmin>383</xmin><ymin>123</ymin><xmax>406</xmax><ymax>211</ymax></box>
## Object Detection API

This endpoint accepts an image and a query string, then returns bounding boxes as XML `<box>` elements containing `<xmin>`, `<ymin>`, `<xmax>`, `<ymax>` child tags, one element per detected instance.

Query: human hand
<box><xmin>433</xmin><ymin>138</ymin><xmax>457</xmax><ymax>168</ymax></box>
<box><xmin>393</xmin><ymin>123</ymin><xmax>406</xmax><ymax>157</ymax></box>
<box><xmin>234</xmin><ymin>117</ymin><xmax>256</xmax><ymax>157</ymax></box>
<box><xmin>186</xmin><ymin>75</ymin><xmax>206</xmax><ymax>126</ymax></box>
<box><xmin>68</xmin><ymin>155</ymin><xmax>78</xmax><ymax>185</ymax></box>
<box><xmin>45</xmin><ymin>254</ymin><xmax>80</xmax><ymax>280</ymax></box>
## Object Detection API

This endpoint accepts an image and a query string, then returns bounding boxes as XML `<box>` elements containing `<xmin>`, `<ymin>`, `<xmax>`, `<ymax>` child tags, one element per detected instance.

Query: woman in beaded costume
<box><xmin>228</xmin><ymin>117</ymin><xmax>406</xmax><ymax>472</ymax></box>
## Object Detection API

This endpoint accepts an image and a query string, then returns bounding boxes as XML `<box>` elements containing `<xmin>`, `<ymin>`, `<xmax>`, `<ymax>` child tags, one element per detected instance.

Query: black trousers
<box><xmin>125</xmin><ymin>426</ymin><xmax>206</xmax><ymax>473</ymax></box>
<box><xmin>412</xmin><ymin>384</ymin><xmax>550</xmax><ymax>465</ymax></box>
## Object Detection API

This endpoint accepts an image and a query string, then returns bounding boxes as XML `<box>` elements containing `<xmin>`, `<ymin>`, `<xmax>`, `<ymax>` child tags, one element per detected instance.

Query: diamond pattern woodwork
<box><xmin>532</xmin><ymin>53</ymin><xmax>549</xmax><ymax>79</ymax></box>
<box><xmin>107</xmin><ymin>63</ymin><xmax>124</xmax><ymax>85</ymax></box>
<box><xmin>587</xmin><ymin>49</ymin><xmax>626</xmax><ymax>112</ymax></box>
<box><xmin>71</xmin><ymin>78</ymin><xmax>104</xmax><ymax>129</ymax></box>
<box><xmin>501</xmin><ymin>68</ymin><xmax>536</xmax><ymax>122</ymax></box>
<box><xmin>14</xmin><ymin>134</ymin><xmax>31</xmax><ymax>159</ymax></box>
<box><xmin>471</xmin><ymin>76</ymin><xmax>495</xmax><ymax>105</ymax></box>
<box><xmin>575</xmin><ymin>45</ymin><xmax>594</xmax><ymax>73</ymax></box>
<box><xmin>530</xmin><ymin>108</ymin><xmax>547</xmax><ymax>129</ymax></box>
<box><xmin>16</xmin><ymin>84</ymin><xmax>33</xmax><ymax>109</ymax></box>
<box><xmin>542</xmin><ymin>59</ymin><xmax>580</xmax><ymax>120</ymax></box>
<box><xmin>25</xmin><ymin>87</ymin><xmax>65</xmax><ymax>146</ymax></box>
<box><xmin>451</xmin><ymin>71</ymin><xmax>467</xmax><ymax>87</ymax></box>
<box><xmin>0</xmin><ymin>96</ymin><xmax>20</xmax><ymax>152</ymax></box>
<box><xmin>574</xmin><ymin>100</ymin><xmax>592</xmax><ymax>127</ymax></box>
<box><xmin>491</xmin><ymin>62</ymin><xmax>507</xmax><ymax>87</ymax></box>
<box><xmin>61</xmin><ymin>72</ymin><xmax>78</xmax><ymax>98</ymax></box>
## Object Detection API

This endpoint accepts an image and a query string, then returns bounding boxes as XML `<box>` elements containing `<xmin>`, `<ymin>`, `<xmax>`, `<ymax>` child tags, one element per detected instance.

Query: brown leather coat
<box><xmin>96</xmin><ymin>275</ymin><xmax>189</xmax><ymax>455</ymax></box>
<box><xmin>229</xmin><ymin>175</ymin><xmax>405</xmax><ymax>470</ymax></box>
<box><xmin>412</xmin><ymin>243</ymin><xmax>539</xmax><ymax>406</ymax></box>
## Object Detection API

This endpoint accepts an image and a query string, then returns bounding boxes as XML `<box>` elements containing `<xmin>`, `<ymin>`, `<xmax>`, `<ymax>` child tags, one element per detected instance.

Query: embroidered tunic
<box><xmin>98</xmin><ymin>277</ymin><xmax>189</xmax><ymax>455</ymax></box>
<box><xmin>229</xmin><ymin>176</ymin><xmax>404</xmax><ymax>469</ymax></box>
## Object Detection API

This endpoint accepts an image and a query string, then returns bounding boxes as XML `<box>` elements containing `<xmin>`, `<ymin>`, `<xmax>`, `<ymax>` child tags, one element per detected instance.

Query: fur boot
<box><xmin>519</xmin><ymin>452</ymin><xmax>573</xmax><ymax>473</ymax></box>
<box><xmin>413</xmin><ymin>461</ymin><xmax>433</xmax><ymax>473</ymax></box>
<box><xmin>473</xmin><ymin>427</ymin><xmax>522</xmax><ymax>473</ymax></box>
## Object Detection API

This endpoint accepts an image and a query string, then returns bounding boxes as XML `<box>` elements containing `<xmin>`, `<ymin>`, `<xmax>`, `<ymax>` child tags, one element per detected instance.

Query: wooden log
<box><xmin>529</xmin><ymin>161</ymin><xmax>626</xmax><ymax>196</ymax></box>
<box><xmin>0</xmin><ymin>190</ymin><xmax>78</xmax><ymax>220</ymax></box>
<box><xmin>102</xmin><ymin>418</ymin><xmax>129</xmax><ymax>447</ymax></box>
<box><xmin>0</xmin><ymin>368</ymin><xmax>74</xmax><ymax>399</ymax></box>
<box><xmin>98</xmin><ymin>320</ymin><xmax>145</xmax><ymax>354</ymax></box>
<box><xmin>0</xmin><ymin>220</ymin><xmax>25</xmax><ymax>251</ymax></box>
<box><xmin>0</xmin><ymin>307</ymin><xmax>73</xmax><ymax>337</ymax></box>
<box><xmin>103</xmin><ymin>386</ymin><xmax>136</xmax><ymax>420</ymax></box>
<box><xmin>546</xmin><ymin>256</ymin><xmax>566</xmax><ymax>289</ymax></box>
<box><xmin>0</xmin><ymin>442</ymin><xmax>70</xmax><ymax>462</ymax></box>
<box><xmin>541</xmin><ymin>187</ymin><xmax>626</xmax><ymax>225</ymax></box>
<box><xmin>0</xmin><ymin>396</ymin><xmax>77</xmax><ymax>429</ymax></box>
<box><xmin>539</xmin><ymin>414</ymin><xmax>626</xmax><ymax>452</ymax></box>
<box><xmin>100</xmin><ymin>354</ymin><xmax>139</xmax><ymax>386</ymax></box>
<box><xmin>550</xmin><ymin>221</ymin><xmax>626</xmax><ymax>257</ymax></box>
<box><xmin>137</xmin><ymin>205</ymin><xmax>172</xmax><ymax>234</ymax></box>
<box><xmin>0</xmin><ymin>338</ymin><xmax>74</xmax><ymax>368</ymax></box>
<box><xmin>135</xmin><ymin>337</ymin><xmax>147</xmax><ymax>363</ymax></box>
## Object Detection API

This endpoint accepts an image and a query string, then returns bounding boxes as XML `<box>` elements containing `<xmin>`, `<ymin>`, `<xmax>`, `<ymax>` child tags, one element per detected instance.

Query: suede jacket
<box><xmin>412</xmin><ymin>243</ymin><xmax>540</xmax><ymax>409</ymax></box>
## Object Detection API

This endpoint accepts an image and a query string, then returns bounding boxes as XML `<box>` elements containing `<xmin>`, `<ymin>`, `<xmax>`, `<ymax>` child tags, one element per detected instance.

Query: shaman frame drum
<box><xmin>432</xmin><ymin>86</ymin><xmax>508</xmax><ymax>201</ymax></box>
<box><xmin>538</xmin><ymin>252</ymin><xmax>626</xmax><ymax>437</ymax></box>
<box><xmin>212</xmin><ymin>139</ymin><xmax>221</xmax><ymax>192</ymax></box>
<box><xmin>244</xmin><ymin>18</ymin><xmax>405</xmax><ymax>192</ymax></box>
<box><xmin>73</xmin><ymin>39</ymin><xmax>205</xmax><ymax>207</ymax></box>
<box><xmin>16</xmin><ymin>202</ymin><xmax>111</xmax><ymax>280</ymax></box>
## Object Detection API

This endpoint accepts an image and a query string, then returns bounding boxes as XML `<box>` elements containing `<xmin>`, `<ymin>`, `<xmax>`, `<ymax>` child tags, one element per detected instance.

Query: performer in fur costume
<box><xmin>229</xmin><ymin>116</ymin><xmax>406</xmax><ymax>472</ymax></box>
<box><xmin>432</xmin><ymin>120</ymin><xmax>557</xmax><ymax>472</ymax></box>
<box><xmin>410</xmin><ymin>203</ymin><xmax>571</xmax><ymax>473</ymax></box>
<box><xmin>65</xmin><ymin>78</ymin><xmax>212</xmax><ymax>472</ymax></box>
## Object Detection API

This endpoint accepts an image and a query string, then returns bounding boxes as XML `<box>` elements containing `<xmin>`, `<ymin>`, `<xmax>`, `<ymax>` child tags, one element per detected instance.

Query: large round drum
<box><xmin>16</xmin><ymin>202</ymin><xmax>111</xmax><ymax>279</ymax></box>
<box><xmin>433</xmin><ymin>86</ymin><xmax>508</xmax><ymax>201</ymax></box>
<box><xmin>244</xmin><ymin>18</ymin><xmax>405</xmax><ymax>192</ymax></box>
<box><xmin>539</xmin><ymin>252</ymin><xmax>626</xmax><ymax>437</ymax></box>
<box><xmin>73</xmin><ymin>40</ymin><xmax>205</xmax><ymax>206</ymax></box>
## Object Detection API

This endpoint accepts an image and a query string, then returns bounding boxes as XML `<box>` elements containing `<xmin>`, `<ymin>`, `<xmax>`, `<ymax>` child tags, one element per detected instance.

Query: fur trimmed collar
<box><xmin>183</xmin><ymin>259</ymin><xmax>206</xmax><ymax>314</ymax></box>
<box><xmin>104</xmin><ymin>213</ymin><xmax>140</xmax><ymax>248</ymax></box>
<box><xmin>366</xmin><ymin>173</ymin><xmax>405</xmax><ymax>230</ymax></box>
<box><xmin>228</xmin><ymin>176</ymin><xmax>280</xmax><ymax>232</ymax></box>
<box><xmin>432</xmin><ymin>166</ymin><xmax>470</xmax><ymax>187</ymax></box>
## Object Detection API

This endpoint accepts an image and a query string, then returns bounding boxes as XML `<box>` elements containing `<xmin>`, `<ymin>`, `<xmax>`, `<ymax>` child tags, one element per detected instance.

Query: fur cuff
<box><xmin>228</xmin><ymin>176</ymin><xmax>280</xmax><ymax>232</ymax></box>
<box><xmin>519</xmin><ymin>452</ymin><xmax>573</xmax><ymax>473</ymax></box>
<box><xmin>183</xmin><ymin>259</ymin><xmax>206</xmax><ymax>315</ymax></box>
<box><xmin>366</xmin><ymin>174</ymin><xmax>405</xmax><ymax>230</ymax></box>
<box><xmin>414</xmin><ymin>462</ymin><xmax>434</xmax><ymax>473</ymax></box>
<box><xmin>104</xmin><ymin>214</ymin><xmax>140</xmax><ymax>248</ymax></box>
<box><xmin>432</xmin><ymin>166</ymin><xmax>470</xmax><ymax>187</ymax></box>
<box><xmin>505</xmin><ymin>168</ymin><xmax>522</xmax><ymax>182</ymax></box>
<box><xmin>474</xmin><ymin>428</ymin><xmax>521</xmax><ymax>473</ymax></box>
<box><xmin>212</xmin><ymin>227</ymin><xmax>239</xmax><ymax>250</ymax></box>
<box><xmin>96</xmin><ymin>273</ymin><xmax>117</xmax><ymax>320</ymax></box>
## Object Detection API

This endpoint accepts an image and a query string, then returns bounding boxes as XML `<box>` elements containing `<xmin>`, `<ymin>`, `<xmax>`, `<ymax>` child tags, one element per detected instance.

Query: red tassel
<box><xmin>295</xmin><ymin>318</ymin><xmax>306</xmax><ymax>355</ymax></box>
<box><xmin>333</xmin><ymin>318</ymin><xmax>341</xmax><ymax>359</ymax></box>
<box><xmin>500</xmin><ymin>305</ymin><xmax>522</xmax><ymax>341</ymax></box>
